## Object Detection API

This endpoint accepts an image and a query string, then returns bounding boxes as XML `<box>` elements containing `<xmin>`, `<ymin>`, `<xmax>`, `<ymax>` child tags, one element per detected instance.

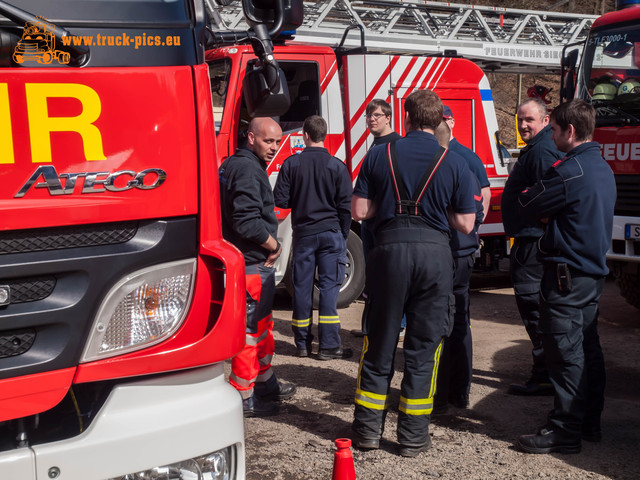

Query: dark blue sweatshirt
<box><xmin>518</xmin><ymin>142</ymin><xmax>616</xmax><ymax>276</ymax></box>
<box><xmin>502</xmin><ymin>125</ymin><xmax>563</xmax><ymax>238</ymax></box>
<box><xmin>273</xmin><ymin>146</ymin><xmax>353</xmax><ymax>239</ymax></box>
<box><xmin>219</xmin><ymin>148</ymin><xmax>278</xmax><ymax>265</ymax></box>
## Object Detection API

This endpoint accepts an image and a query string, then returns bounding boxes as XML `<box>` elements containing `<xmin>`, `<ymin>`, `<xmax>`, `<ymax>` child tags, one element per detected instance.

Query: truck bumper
<box><xmin>0</xmin><ymin>364</ymin><xmax>245</xmax><ymax>480</ymax></box>
<box><xmin>607</xmin><ymin>215</ymin><xmax>640</xmax><ymax>264</ymax></box>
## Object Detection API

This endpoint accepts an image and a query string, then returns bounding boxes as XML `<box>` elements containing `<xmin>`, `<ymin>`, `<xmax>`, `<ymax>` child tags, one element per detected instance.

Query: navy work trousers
<box><xmin>291</xmin><ymin>230</ymin><xmax>346</xmax><ymax>350</ymax></box>
<box><xmin>510</xmin><ymin>236</ymin><xmax>548</xmax><ymax>381</ymax></box>
<box><xmin>436</xmin><ymin>253</ymin><xmax>474</xmax><ymax>403</ymax></box>
<box><xmin>539</xmin><ymin>265</ymin><xmax>606</xmax><ymax>438</ymax></box>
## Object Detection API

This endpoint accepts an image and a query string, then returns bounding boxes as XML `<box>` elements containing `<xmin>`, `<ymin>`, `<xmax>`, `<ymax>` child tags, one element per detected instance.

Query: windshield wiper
<box><xmin>0</xmin><ymin>0</ymin><xmax>89</xmax><ymax>65</ymax></box>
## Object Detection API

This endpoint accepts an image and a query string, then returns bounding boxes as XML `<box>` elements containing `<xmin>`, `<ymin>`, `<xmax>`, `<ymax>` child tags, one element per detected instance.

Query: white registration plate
<box><xmin>625</xmin><ymin>224</ymin><xmax>640</xmax><ymax>240</ymax></box>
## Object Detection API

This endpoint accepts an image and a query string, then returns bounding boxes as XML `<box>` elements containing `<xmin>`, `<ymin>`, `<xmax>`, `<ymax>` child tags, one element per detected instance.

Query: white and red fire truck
<box><xmin>562</xmin><ymin>0</ymin><xmax>640</xmax><ymax>309</ymax></box>
<box><xmin>210</xmin><ymin>0</ymin><xmax>596</xmax><ymax>308</ymax></box>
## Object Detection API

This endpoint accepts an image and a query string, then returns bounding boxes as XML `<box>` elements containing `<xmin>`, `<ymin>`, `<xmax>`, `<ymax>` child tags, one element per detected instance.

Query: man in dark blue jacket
<box><xmin>517</xmin><ymin>100</ymin><xmax>615</xmax><ymax>454</ymax></box>
<box><xmin>501</xmin><ymin>98</ymin><xmax>563</xmax><ymax>396</ymax></box>
<box><xmin>273</xmin><ymin>115</ymin><xmax>353</xmax><ymax>360</ymax></box>
<box><xmin>433</xmin><ymin>119</ymin><xmax>485</xmax><ymax>413</ymax></box>
<box><xmin>351</xmin><ymin>90</ymin><xmax>476</xmax><ymax>457</ymax></box>
<box><xmin>219</xmin><ymin>117</ymin><xmax>296</xmax><ymax>417</ymax></box>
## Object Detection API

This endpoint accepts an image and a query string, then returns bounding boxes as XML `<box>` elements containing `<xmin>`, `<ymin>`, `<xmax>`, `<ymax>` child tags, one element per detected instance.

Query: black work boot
<box><xmin>398</xmin><ymin>436</ymin><xmax>432</xmax><ymax>457</ymax></box>
<box><xmin>242</xmin><ymin>394</ymin><xmax>278</xmax><ymax>418</ymax></box>
<box><xmin>508</xmin><ymin>375</ymin><xmax>554</xmax><ymax>396</ymax></box>
<box><xmin>517</xmin><ymin>426</ymin><xmax>581</xmax><ymax>454</ymax></box>
<box><xmin>254</xmin><ymin>375</ymin><xmax>297</xmax><ymax>401</ymax></box>
<box><xmin>317</xmin><ymin>346</ymin><xmax>353</xmax><ymax>360</ymax></box>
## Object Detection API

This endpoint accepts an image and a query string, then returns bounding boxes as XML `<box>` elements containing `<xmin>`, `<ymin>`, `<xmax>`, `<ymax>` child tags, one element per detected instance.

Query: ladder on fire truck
<box><xmin>208</xmin><ymin>0</ymin><xmax>597</xmax><ymax>73</ymax></box>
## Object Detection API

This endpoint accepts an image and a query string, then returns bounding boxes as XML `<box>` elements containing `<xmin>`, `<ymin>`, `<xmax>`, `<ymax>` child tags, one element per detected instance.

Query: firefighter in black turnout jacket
<box><xmin>517</xmin><ymin>100</ymin><xmax>615</xmax><ymax>454</ymax></box>
<box><xmin>351</xmin><ymin>90</ymin><xmax>476</xmax><ymax>457</ymax></box>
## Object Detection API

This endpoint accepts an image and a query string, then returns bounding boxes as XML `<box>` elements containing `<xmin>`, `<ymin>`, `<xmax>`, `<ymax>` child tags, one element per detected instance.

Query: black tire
<box><xmin>614</xmin><ymin>271</ymin><xmax>640</xmax><ymax>310</ymax></box>
<box><xmin>283</xmin><ymin>230</ymin><xmax>366</xmax><ymax>309</ymax></box>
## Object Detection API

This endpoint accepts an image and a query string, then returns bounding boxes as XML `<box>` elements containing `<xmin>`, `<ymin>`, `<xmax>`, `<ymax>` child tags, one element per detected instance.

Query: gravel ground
<box><xmin>238</xmin><ymin>275</ymin><xmax>640</xmax><ymax>479</ymax></box>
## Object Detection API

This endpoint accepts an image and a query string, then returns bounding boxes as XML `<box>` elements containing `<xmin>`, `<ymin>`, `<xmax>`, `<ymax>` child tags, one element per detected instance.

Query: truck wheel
<box><xmin>615</xmin><ymin>271</ymin><xmax>640</xmax><ymax>310</ymax></box>
<box><xmin>38</xmin><ymin>52</ymin><xmax>53</xmax><ymax>64</ymax></box>
<box><xmin>284</xmin><ymin>230</ymin><xmax>366</xmax><ymax>310</ymax></box>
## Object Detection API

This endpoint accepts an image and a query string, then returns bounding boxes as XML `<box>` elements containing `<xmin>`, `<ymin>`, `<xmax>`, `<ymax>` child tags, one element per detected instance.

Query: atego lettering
<box><xmin>15</xmin><ymin>165</ymin><xmax>166</xmax><ymax>198</ymax></box>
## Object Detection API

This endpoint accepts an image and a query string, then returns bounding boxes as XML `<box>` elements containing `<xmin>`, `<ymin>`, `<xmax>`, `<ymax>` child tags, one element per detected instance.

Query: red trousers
<box><xmin>229</xmin><ymin>264</ymin><xmax>276</xmax><ymax>399</ymax></box>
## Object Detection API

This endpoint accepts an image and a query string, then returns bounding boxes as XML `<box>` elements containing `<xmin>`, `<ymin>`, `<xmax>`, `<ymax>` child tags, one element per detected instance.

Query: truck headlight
<box><xmin>82</xmin><ymin>259</ymin><xmax>196</xmax><ymax>362</ymax></box>
<box><xmin>107</xmin><ymin>447</ymin><xmax>233</xmax><ymax>480</ymax></box>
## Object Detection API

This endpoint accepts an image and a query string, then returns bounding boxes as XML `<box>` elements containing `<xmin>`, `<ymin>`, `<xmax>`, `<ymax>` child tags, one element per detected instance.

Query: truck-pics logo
<box><xmin>15</xmin><ymin>166</ymin><xmax>167</xmax><ymax>198</ymax></box>
<box><xmin>13</xmin><ymin>19</ymin><xmax>70</xmax><ymax>65</ymax></box>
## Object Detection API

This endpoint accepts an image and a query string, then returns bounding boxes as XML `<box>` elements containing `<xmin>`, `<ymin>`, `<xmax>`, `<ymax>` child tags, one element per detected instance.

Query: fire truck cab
<box><xmin>208</xmin><ymin>41</ymin><xmax>511</xmax><ymax>307</ymax></box>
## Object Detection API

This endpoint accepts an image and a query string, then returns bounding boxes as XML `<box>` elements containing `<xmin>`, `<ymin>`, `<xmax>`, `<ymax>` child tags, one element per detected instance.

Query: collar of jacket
<box><xmin>521</xmin><ymin>124</ymin><xmax>552</xmax><ymax>153</ymax></box>
<box><xmin>236</xmin><ymin>147</ymin><xmax>268</xmax><ymax>169</ymax></box>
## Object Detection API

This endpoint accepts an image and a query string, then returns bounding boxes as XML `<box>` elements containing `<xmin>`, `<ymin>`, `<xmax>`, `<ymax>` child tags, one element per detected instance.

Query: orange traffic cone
<box><xmin>332</xmin><ymin>438</ymin><xmax>356</xmax><ymax>480</ymax></box>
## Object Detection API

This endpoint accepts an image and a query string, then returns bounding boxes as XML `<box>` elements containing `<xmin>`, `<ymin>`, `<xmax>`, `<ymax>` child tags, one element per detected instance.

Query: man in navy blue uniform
<box><xmin>517</xmin><ymin>100</ymin><xmax>615</xmax><ymax>454</ymax></box>
<box><xmin>442</xmin><ymin>105</ymin><xmax>491</xmax><ymax>218</ymax></box>
<box><xmin>351</xmin><ymin>90</ymin><xmax>476</xmax><ymax>457</ymax></box>
<box><xmin>501</xmin><ymin>98</ymin><xmax>563</xmax><ymax>396</ymax></box>
<box><xmin>352</xmin><ymin>99</ymin><xmax>404</xmax><ymax>339</ymax></box>
<box><xmin>433</xmin><ymin>118</ymin><xmax>485</xmax><ymax>413</ymax></box>
<box><xmin>273</xmin><ymin>115</ymin><xmax>353</xmax><ymax>360</ymax></box>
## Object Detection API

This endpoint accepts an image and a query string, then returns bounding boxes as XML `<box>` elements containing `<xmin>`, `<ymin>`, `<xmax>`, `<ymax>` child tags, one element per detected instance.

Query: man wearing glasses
<box><xmin>351</xmin><ymin>99</ymin><xmax>403</xmax><ymax>338</ymax></box>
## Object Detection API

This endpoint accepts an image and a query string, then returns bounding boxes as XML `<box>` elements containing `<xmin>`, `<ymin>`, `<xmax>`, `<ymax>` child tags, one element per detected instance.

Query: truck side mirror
<box><xmin>243</xmin><ymin>63</ymin><xmax>291</xmax><ymax>117</ymax></box>
<box><xmin>242</xmin><ymin>0</ymin><xmax>303</xmax><ymax>35</ymax></box>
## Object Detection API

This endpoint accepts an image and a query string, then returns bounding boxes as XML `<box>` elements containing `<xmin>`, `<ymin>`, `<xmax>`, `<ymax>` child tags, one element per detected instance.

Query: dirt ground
<box><xmin>240</xmin><ymin>274</ymin><xmax>640</xmax><ymax>480</ymax></box>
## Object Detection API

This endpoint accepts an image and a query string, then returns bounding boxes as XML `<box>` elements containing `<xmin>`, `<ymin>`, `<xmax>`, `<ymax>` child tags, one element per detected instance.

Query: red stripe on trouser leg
<box><xmin>230</xmin><ymin>312</ymin><xmax>275</xmax><ymax>396</ymax></box>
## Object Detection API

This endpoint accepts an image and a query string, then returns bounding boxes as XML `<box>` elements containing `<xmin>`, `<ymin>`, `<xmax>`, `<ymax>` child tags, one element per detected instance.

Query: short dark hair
<box><xmin>404</xmin><ymin>90</ymin><xmax>442</xmax><ymax>130</ymax></box>
<box><xmin>303</xmin><ymin>115</ymin><xmax>327</xmax><ymax>143</ymax></box>
<box><xmin>366</xmin><ymin>99</ymin><xmax>392</xmax><ymax>117</ymax></box>
<box><xmin>518</xmin><ymin>97</ymin><xmax>549</xmax><ymax>119</ymax></box>
<box><xmin>550</xmin><ymin>100</ymin><xmax>595</xmax><ymax>142</ymax></box>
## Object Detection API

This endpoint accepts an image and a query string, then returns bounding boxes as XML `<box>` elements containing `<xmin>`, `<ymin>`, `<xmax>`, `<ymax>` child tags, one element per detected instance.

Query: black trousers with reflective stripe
<box><xmin>353</xmin><ymin>220</ymin><xmax>453</xmax><ymax>446</ymax></box>
<box><xmin>539</xmin><ymin>265</ymin><xmax>606</xmax><ymax>438</ymax></box>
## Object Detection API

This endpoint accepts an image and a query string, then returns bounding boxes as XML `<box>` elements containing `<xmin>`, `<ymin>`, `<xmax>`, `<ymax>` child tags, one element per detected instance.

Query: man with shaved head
<box><xmin>219</xmin><ymin>117</ymin><xmax>296</xmax><ymax>417</ymax></box>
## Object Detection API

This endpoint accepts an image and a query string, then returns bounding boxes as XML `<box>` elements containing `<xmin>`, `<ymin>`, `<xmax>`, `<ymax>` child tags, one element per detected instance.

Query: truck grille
<box><xmin>614</xmin><ymin>174</ymin><xmax>640</xmax><ymax>217</ymax></box>
<box><xmin>0</xmin><ymin>222</ymin><xmax>138</xmax><ymax>255</ymax></box>
<box><xmin>0</xmin><ymin>329</ymin><xmax>36</xmax><ymax>359</ymax></box>
<box><xmin>3</xmin><ymin>277</ymin><xmax>56</xmax><ymax>304</ymax></box>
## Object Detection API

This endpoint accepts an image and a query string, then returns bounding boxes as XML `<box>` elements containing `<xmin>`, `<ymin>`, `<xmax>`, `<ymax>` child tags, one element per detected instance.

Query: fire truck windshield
<box><xmin>579</xmin><ymin>24</ymin><xmax>640</xmax><ymax>123</ymax></box>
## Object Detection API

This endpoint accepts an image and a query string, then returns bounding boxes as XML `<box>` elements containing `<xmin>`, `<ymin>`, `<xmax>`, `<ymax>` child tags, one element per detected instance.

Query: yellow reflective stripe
<box><xmin>319</xmin><ymin>315</ymin><xmax>340</xmax><ymax>324</ymax></box>
<box><xmin>398</xmin><ymin>395</ymin><xmax>433</xmax><ymax>415</ymax></box>
<box><xmin>355</xmin><ymin>336</ymin><xmax>368</xmax><ymax>393</ymax></box>
<box><xmin>355</xmin><ymin>388</ymin><xmax>388</xmax><ymax>410</ymax></box>
<box><xmin>291</xmin><ymin>318</ymin><xmax>311</xmax><ymax>327</ymax></box>
<box><xmin>429</xmin><ymin>339</ymin><xmax>444</xmax><ymax>397</ymax></box>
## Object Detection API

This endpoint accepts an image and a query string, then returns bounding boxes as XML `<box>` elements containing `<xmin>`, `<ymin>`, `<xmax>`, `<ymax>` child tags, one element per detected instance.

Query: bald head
<box><xmin>247</xmin><ymin>117</ymin><xmax>283</xmax><ymax>163</ymax></box>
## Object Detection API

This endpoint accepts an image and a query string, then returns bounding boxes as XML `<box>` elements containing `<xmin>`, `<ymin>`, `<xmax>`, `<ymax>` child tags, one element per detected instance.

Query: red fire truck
<box><xmin>562</xmin><ymin>1</ymin><xmax>640</xmax><ymax>309</ymax></box>
<box><xmin>0</xmin><ymin>0</ymin><xmax>296</xmax><ymax>478</ymax></box>
<box><xmin>208</xmin><ymin>38</ymin><xmax>511</xmax><ymax>307</ymax></box>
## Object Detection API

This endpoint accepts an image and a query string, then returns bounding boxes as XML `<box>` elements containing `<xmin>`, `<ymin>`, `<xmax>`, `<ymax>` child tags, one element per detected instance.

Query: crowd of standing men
<box><xmin>218</xmin><ymin>88</ymin><xmax>616</xmax><ymax>457</ymax></box>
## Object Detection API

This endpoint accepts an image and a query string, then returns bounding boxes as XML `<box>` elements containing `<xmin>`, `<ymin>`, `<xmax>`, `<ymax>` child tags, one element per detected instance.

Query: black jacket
<box><xmin>518</xmin><ymin>142</ymin><xmax>616</xmax><ymax>276</ymax></box>
<box><xmin>273</xmin><ymin>146</ymin><xmax>352</xmax><ymax>238</ymax></box>
<box><xmin>501</xmin><ymin>125</ymin><xmax>562</xmax><ymax>238</ymax></box>
<box><xmin>219</xmin><ymin>148</ymin><xmax>278</xmax><ymax>265</ymax></box>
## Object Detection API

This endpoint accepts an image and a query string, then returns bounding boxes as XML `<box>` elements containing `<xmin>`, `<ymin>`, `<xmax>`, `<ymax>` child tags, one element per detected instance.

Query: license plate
<box><xmin>625</xmin><ymin>224</ymin><xmax>640</xmax><ymax>240</ymax></box>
